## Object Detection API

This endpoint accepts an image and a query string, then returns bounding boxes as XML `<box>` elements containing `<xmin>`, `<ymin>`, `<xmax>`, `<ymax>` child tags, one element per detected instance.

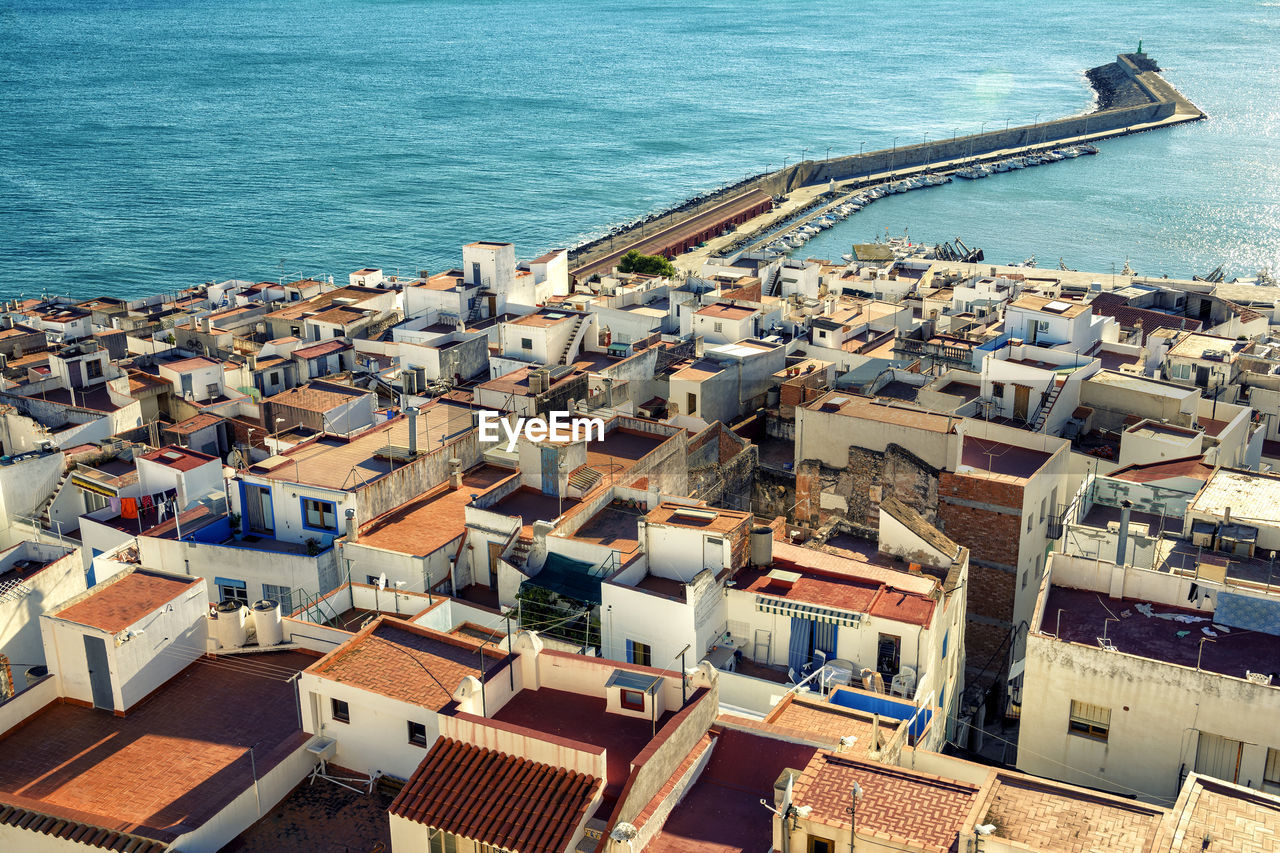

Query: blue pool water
<box><xmin>1</xmin><ymin>0</ymin><xmax>1278</xmax><ymax>299</ymax></box>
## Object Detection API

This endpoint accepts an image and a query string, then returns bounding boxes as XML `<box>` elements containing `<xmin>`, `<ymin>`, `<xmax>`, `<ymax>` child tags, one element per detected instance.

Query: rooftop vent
<box><xmin>766</xmin><ymin>569</ymin><xmax>801</xmax><ymax>591</ymax></box>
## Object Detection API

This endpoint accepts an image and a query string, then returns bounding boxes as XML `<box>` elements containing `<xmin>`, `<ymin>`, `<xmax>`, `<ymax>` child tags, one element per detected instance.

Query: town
<box><xmin>0</xmin><ymin>232</ymin><xmax>1277</xmax><ymax>853</ymax></box>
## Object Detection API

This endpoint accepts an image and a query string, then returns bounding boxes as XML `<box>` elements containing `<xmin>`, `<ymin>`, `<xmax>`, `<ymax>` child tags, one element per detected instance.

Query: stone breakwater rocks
<box><xmin>1086</xmin><ymin>58</ymin><xmax>1157</xmax><ymax>111</ymax></box>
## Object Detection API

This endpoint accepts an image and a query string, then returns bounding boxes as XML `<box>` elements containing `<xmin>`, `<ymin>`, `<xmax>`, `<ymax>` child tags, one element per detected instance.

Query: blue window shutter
<box><xmin>942</xmin><ymin>630</ymin><xmax>949</xmax><ymax>659</ymax></box>
<box><xmin>626</xmin><ymin>639</ymin><xmax>635</xmax><ymax>664</ymax></box>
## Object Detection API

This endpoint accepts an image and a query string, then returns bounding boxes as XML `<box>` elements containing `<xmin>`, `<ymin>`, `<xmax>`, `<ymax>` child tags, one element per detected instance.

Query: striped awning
<box><xmin>756</xmin><ymin>595</ymin><xmax>862</xmax><ymax>627</ymax></box>
<box><xmin>70</xmin><ymin>474</ymin><xmax>118</xmax><ymax>498</ymax></box>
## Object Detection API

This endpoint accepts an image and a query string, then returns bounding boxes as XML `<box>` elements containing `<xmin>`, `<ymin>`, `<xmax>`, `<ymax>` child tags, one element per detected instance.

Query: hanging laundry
<box><xmin>108</xmin><ymin>497</ymin><xmax>121</xmax><ymax>513</ymax></box>
<box><xmin>121</xmin><ymin>497</ymin><xmax>138</xmax><ymax>519</ymax></box>
<box><xmin>140</xmin><ymin>495</ymin><xmax>154</xmax><ymax>510</ymax></box>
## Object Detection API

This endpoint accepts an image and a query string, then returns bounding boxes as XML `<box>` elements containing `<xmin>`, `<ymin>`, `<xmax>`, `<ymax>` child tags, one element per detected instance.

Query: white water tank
<box><xmin>252</xmin><ymin>599</ymin><xmax>284</xmax><ymax>647</ymax></box>
<box><xmin>214</xmin><ymin>601</ymin><xmax>248</xmax><ymax>649</ymax></box>
<box><xmin>750</xmin><ymin>526</ymin><xmax>774</xmax><ymax>567</ymax></box>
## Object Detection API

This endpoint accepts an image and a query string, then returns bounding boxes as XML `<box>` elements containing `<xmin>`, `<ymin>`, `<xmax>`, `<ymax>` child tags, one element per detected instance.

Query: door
<box><xmin>484</xmin><ymin>541</ymin><xmax>503</xmax><ymax>587</ymax></box>
<box><xmin>1195</xmin><ymin>365</ymin><xmax>1211</xmax><ymax>388</ymax></box>
<box><xmin>703</xmin><ymin>537</ymin><xmax>722</xmax><ymax>572</ymax></box>
<box><xmin>753</xmin><ymin>629</ymin><xmax>772</xmax><ymax>664</ymax></box>
<box><xmin>83</xmin><ymin>634</ymin><xmax>113</xmax><ymax>710</ymax></box>
<box><xmin>1013</xmin><ymin>385</ymin><xmax>1030</xmax><ymax>421</ymax></box>
<box><xmin>180</xmin><ymin>372</ymin><xmax>193</xmax><ymax>397</ymax></box>
<box><xmin>877</xmin><ymin>633</ymin><xmax>901</xmax><ymax>678</ymax></box>
<box><xmin>244</xmin><ymin>484</ymin><xmax>274</xmax><ymax>534</ymax></box>
<box><xmin>1196</xmin><ymin>733</ymin><xmax>1243</xmax><ymax>783</ymax></box>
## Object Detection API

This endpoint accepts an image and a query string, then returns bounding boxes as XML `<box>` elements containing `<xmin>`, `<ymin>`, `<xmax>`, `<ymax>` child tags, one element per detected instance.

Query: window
<box><xmin>429</xmin><ymin>830</ymin><xmax>458</xmax><ymax>853</ymax></box>
<box><xmin>942</xmin><ymin>630</ymin><xmax>949</xmax><ymax>659</ymax></box>
<box><xmin>1196</xmin><ymin>733</ymin><xmax>1243</xmax><ymax>783</ymax></box>
<box><xmin>85</xmin><ymin>359</ymin><xmax>103</xmax><ymax>379</ymax></box>
<box><xmin>626</xmin><ymin>639</ymin><xmax>652</xmax><ymax>667</ymax></box>
<box><xmin>262</xmin><ymin>583</ymin><xmax>294</xmax><ymax>615</ymax></box>
<box><xmin>808</xmin><ymin>837</ymin><xmax>834</xmax><ymax>853</ymax></box>
<box><xmin>367</xmin><ymin>575</ymin><xmax>380</xmax><ymax>585</ymax></box>
<box><xmin>1264</xmin><ymin>748</ymin><xmax>1280</xmax><ymax>794</ymax></box>
<box><xmin>1027</xmin><ymin>512</ymin><xmax>1033</xmax><ymax>533</ymax></box>
<box><xmin>217</xmin><ymin>577</ymin><xmax>248</xmax><ymax>605</ymax></box>
<box><xmin>1068</xmin><ymin>700</ymin><xmax>1110</xmax><ymax>741</ymax></box>
<box><xmin>269</xmin><ymin>370</ymin><xmax>280</xmax><ymax>385</ymax></box>
<box><xmin>521</xmin><ymin>336</ymin><xmax>532</xmax><ymax>350</ymax></box>
<box><xmin>992</xmin><ymin>381</ymin><xmax>1005</xmax><ymax>397</ymax></box>
<box><xmin>620</xmin><ymin>688</ymin><xmax>646</xmax><ymax>712</ymax></box>
<box><xmin>408</xmin><ymin>720</ymin><xmax>428</xmax><ymax>747</ymax></box>
<box><xmin>331</xmin><ymin>698</ymin><xmax>350</xmax><ymax>723</ymax></box>
<box><xmin>83</xmin><ymin>490</ymin><xmax>109</xmax><ymax>513</ymax></box>
<box><xmin>713</xmin><ymin>322</ymin><xmax>723</xmax><ymax>333</ymax></box>
<box><xmin>1020</xmin><ymin>570</ymin><xmax>1027</xmax><ymax>589</ymax></box>
<box><xmin>1039</xmin><ymin>497</ymin><xmax>1047</xmax><ymax>523</ymax></box>
<box><xmin>302</xmin><ymin>497</ymin><xmax>338</xmax><ymax>532</ymax></box>
<box><xmin>1034</xmin><ymin>319</ymin><xmax>1050</xmax><ymax>333</ymax></box>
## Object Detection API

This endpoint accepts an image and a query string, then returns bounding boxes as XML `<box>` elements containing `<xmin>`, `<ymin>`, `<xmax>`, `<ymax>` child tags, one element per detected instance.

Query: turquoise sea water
<box><xmin>1</xmin><ymin>0</ymin><xmax>1278</xmax><ymax>299</ymax></box>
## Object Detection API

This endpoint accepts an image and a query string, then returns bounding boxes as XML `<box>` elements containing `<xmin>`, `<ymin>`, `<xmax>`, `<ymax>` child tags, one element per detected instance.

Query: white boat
<box><xmin>994</xmin><ymin>161</ymin><xmax>1013</xmax><ymax>172</ymax></box>
<box><xmin>1008</xmin><ymin>157</ymin><xmax>1027</xmax><ymax>169</ymax></box>
<box><xmin>841</xmin><ymin>253</ymin><xmax>853</xmax><ymax>262</ymax></box>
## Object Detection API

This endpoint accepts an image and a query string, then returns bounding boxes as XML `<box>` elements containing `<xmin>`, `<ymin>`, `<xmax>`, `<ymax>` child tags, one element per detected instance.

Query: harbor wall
<box><xmin>774</xmin><ymin>105</ymin><xmax>1171</xmax><ymax>195</ymax></box>
<box><xmin>568</xmin><ymin>54</ymin><xmax>1201</xmax><ymax>274</ymax></box>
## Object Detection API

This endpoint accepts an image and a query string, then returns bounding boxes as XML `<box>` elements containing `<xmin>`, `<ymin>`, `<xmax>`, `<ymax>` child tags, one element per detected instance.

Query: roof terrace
<box><xmin>1041</xmin><ymin>585</ymin><xmax>1280</xmax><ymax>682</ymax></box>
<box><xmin>0</xmin><ymin>652</ymin><xmax>314</xmax><ymax>844</ymax></box>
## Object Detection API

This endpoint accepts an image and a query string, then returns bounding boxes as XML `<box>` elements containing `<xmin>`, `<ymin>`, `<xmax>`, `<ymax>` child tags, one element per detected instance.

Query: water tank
<box><xmin>25</xmin><ymin>665</ymin><xmax>48</xmax><ymax>686</ymax></box>
<box><xmin>750</xmin><ymin>526</ymin><xmax>774</xmax><ymax>567</ymax></box>
<box><xmin>252</xmin><ymin>599</ymin><xmax>284</xmax><ymax>647</ymax></box>
<box><xmin>214</xmin><ymin>600</ymin><xmax>248</xmax><ymax>649</ymax></box>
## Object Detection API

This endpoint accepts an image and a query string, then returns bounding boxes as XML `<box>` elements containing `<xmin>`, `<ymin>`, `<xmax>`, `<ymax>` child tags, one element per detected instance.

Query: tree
<box><xmin>617</xmin><ymin>249</ymin><xmax>676</xmax><ymax>279</ymax></box>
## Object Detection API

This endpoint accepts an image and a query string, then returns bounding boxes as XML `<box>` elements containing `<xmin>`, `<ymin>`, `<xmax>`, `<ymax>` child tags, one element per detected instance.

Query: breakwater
<box><xmin>568</xmin><ymin>53</ymin><xmax>1204</xmax><ymax>279</ymax></box>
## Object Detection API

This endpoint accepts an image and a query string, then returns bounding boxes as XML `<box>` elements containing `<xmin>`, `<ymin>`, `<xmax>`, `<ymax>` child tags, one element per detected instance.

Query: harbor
<box><xmin>569</xmin><ymin>51</ymin><xmax>1204</xmax><ymax>281</ymax></box>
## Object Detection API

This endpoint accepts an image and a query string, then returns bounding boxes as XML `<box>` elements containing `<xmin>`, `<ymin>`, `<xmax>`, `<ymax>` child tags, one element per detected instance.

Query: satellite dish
<box><xmin>377</xmin><ymin>572</ymin><xmax>387</xmax><ymax>591</ymax></box>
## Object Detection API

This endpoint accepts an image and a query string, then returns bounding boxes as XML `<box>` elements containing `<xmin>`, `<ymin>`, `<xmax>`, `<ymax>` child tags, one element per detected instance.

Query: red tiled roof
<box><xmin>1089</xmin><ymin>293</ymin><xmax>1201</xmax><ymax>343</ymax></box>
<box><xmin>55</xmin><ymin>570</ymin><xmax>200</xmax><ymax>633</ymax></box>
<box><xmin>291</xmin><ymin>339</ymin><xmax>349</xmax><ymax>359</ymax></box>
<box><xmin>307</xmin><ymin>617</ymin><xmax>508</xmax><ymax>710</ymax></box>
<box><xmin>167</xmin><ymin>413</ymin><xmax>224</xmax><ymax>435</ymax></box>
<box><xmin>1108</xmin><ymin>454</ymin><xmax>1214</xmax><ymax>484</ymax></box>
<box><xmin>695</xmin><ymin>302</ymin><xmax>756</xmax><ymax>320</ymax></box>
<box><xmin>138</xmin><ymin>445</ymin><xmax>218</xmax><ymax>471</ymax></box>
<box><xmin>390</xmin><ymin>738</ymin><xmax>600</xmax><ymax>853</ymax></box>
<box><xmin>794</xmin><ymin>752</ymin><xmax>980</xmax><ymax>853</ymax></box>
<box><xmin>159</xmin><ymin>355</ymin><xmax>220</xmax><ymax>373</ymax></box>
<box><xmin>0</xmin><ymin>804</ymin><xmax>169</xmax><ymax>853</ymax></box>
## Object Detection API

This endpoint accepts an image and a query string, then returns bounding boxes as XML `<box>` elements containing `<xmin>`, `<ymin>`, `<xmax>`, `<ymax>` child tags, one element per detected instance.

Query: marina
<box><xmin>569</xmin><ymin>52</ymin><xmax>1202</xmax><ymax>283</ymax></box>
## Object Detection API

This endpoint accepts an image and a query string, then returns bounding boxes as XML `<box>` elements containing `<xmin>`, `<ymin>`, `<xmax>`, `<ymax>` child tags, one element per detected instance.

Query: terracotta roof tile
<box><xmin>794</xmin><ymin>752</ymin><xmax>980</xmax><ymax>853</ymax></box>
<box><xmin>307</xmin><ymin>617</ymin><xmax>508</xmax><ymax>710</ymax></box>
<box><xmin>390</xmin><ymin>738</ymin><xmax>600</xmax><ymax>853</ymax></box>
<box><xmin>55</xmin><ymin>570</ymin><xmax>200</xmax><ymax>633</ymax></box>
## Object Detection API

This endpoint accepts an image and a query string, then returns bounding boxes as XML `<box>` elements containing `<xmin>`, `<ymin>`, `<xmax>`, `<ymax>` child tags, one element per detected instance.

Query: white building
<box><xmin>1018</xmin><ymin>549</ymin><xmax>1280</xmax><ymax>803</ymax></box>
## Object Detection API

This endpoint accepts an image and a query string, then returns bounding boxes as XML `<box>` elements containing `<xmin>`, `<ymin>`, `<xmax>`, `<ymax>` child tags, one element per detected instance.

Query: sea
<box><xmin>1</xmin><ymin>0</ymin><xmax>1279</xmax><ymax>301</ymax></box>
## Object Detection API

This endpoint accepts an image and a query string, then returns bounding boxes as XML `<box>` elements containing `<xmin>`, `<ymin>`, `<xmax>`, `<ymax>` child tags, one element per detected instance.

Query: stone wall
<box><xmin>796</xmin><ymin>444</ymin><xmax>939</xmax><ymax>529</ymax></box>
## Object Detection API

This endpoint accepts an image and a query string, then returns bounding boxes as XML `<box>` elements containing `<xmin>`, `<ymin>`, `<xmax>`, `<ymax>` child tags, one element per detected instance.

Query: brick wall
<box><xmin>938</xmin><ymin>472</ymin><xmax>1025</xmax><ymax>669</ymax></box>
<box><xmin>938</xmin><ymin>473</ymin><xmax>1023</xmax><ymax>568</ymax></box>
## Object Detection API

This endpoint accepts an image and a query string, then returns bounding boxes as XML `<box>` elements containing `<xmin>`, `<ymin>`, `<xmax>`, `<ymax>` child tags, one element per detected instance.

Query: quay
<box><xmin>568</xmin><ymin>52</ymin><xmax>1204</xmax><ymax>281</ymax></box>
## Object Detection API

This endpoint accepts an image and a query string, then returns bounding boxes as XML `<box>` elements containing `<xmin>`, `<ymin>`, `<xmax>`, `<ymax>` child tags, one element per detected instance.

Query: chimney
<box><xmin>449</xmin><ymin>457</ymin><xmax>463</xmax><ymax>490</ymax></box>
<box><xmin>1116</xmin><ymin>499</ymin><xmax>1133</xmax><ymax>567</ymax></box>
<box><xmin>345</xmin><ymin>508</ymin><xmax>357</xmax><ymax>541</ymax></box>
<box><xmin>201</xmin><ymin>316</ymin><xmax>212</xmax><ymax>334</ymax></box>
<box><xmin>1224</xmin><ymin>506</ymin><xmax>1232</xmax><ymax>526</ymax></box>
<box><xmin>248</xmin><ymin>353</ymin><xmax>258</xmax><ymax>372</ymax></box>
<box><xmin>406</xmin><ymin>407</ymin><xmax>419</xmax><ymax>456</ymax></box>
